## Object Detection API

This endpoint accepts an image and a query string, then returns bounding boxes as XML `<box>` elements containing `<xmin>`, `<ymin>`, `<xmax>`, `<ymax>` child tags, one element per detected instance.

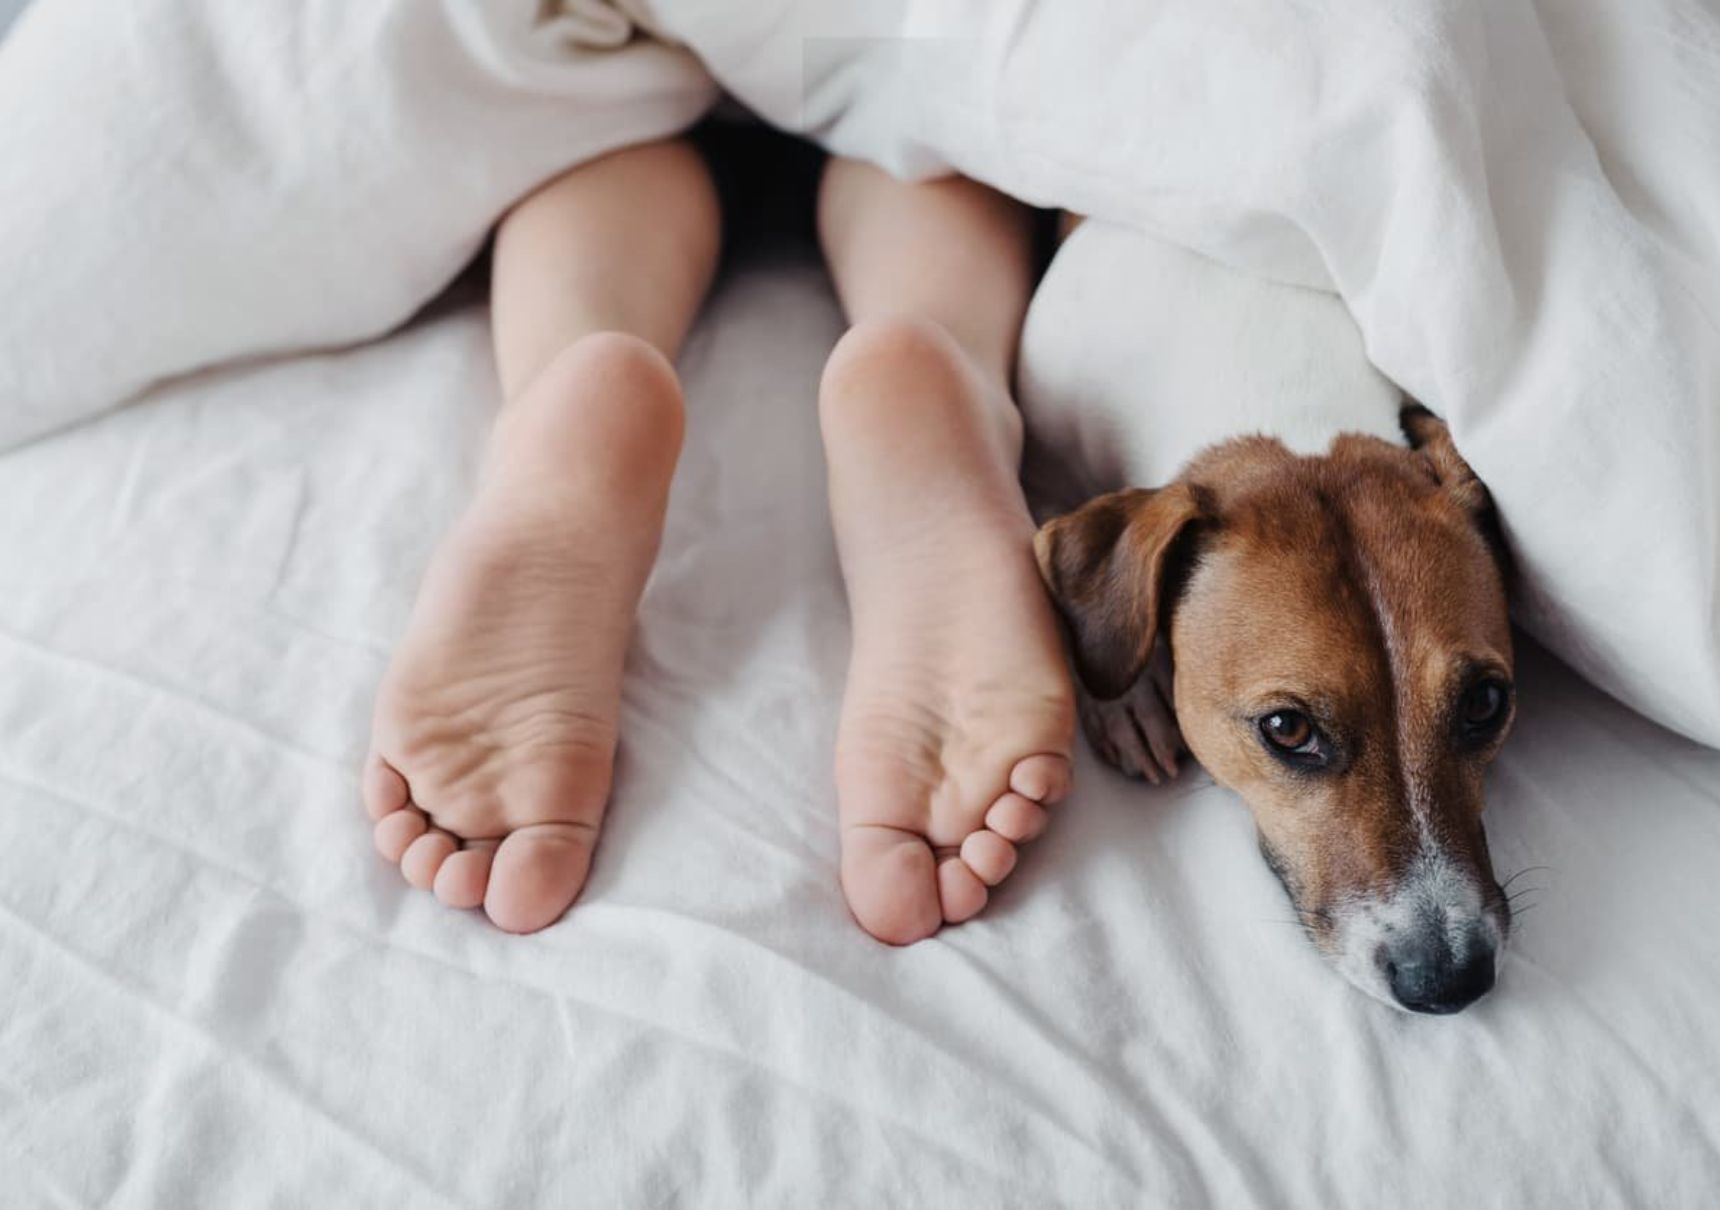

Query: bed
<box><xmin>5</xmin><ymin>242</ymin><xmax>1720</xmax><ymax>1207</ymax></box>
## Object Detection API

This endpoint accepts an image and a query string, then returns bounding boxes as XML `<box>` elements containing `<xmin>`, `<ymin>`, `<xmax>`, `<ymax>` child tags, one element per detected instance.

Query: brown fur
<box><xmin>1035</xmin><ymin>409</ymin><xmax>1514</xmax><ymax>952</ymax></box>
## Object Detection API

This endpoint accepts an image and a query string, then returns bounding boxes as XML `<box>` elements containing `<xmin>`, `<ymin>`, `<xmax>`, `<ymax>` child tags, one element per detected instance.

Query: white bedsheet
<box><xmin>4</xmin><ymin>256</ymin><xmax>1719</xmax><ymax>1207</ymax></box>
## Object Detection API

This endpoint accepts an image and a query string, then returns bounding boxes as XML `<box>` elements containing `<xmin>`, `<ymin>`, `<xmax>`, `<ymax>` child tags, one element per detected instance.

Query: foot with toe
<box><xmin>821</xmin><ymin>319</ymin><xmax>1077</xmax><ymax>944</ymax></box>
<box><xmin>362</xmin><ymin>333</ymin><xmax>684</xmax><ymax>933</ymax></box>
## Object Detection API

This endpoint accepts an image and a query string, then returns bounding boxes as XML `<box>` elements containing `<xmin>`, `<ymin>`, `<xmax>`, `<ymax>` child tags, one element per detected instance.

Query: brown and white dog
<box><xmin>1033</xmin><ymin>405</ymin><xmax>1515</xmax><ymax>1014</ymax></box>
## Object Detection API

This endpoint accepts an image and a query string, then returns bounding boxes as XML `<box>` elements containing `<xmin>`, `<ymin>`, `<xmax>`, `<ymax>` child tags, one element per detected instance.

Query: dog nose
<box><xmin>1384</xmin><ymin>937</ymin><xmax>1497</xmax><ymax>1014</ymax></box>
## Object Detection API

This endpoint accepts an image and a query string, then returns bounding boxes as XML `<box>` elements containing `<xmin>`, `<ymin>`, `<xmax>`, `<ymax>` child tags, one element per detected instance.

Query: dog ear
<box><xmin>1033</xmin><ymin>483</ymin><xmax>1205</xmax><ymax>699</ymax></box>
<box><xmin>1400</xmin><ymin>403</ymin><xmax>1513</xmax><ymax>584</ymax></box>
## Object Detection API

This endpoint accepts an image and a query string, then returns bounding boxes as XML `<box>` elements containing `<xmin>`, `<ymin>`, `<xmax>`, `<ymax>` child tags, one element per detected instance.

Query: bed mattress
<box><xmin>4</xmin><ymin>254</ymin><xmax>1719</xmax><ymax>1208</ymax></box>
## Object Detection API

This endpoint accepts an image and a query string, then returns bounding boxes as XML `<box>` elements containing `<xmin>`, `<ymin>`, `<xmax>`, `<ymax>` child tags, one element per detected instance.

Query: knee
<box><xmin>818</xmin><ymin>316</ymin><xmax>970</xmax><ymax>430</ymax></box>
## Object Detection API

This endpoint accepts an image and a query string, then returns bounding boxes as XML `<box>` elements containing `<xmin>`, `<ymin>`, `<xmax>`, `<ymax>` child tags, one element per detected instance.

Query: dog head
<box><xmin>1035</xmin><ymin>406</ymin><xmax>1515</xmax><ymax>1013</ymax></box>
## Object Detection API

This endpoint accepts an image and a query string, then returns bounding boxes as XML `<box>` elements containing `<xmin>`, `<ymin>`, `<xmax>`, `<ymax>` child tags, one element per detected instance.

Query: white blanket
<box><xmin>667</xmin><ymin>0</ymin><xmax>1720</xmax><ymax>746</ymax></box>
<box><xmin>2</xmin><ymin>0</ymin><xmax>1717</xmax><ymax>747</ymax></box>
<box><xmin>6</xmin><ymin>258</ymin><xmax>1720</xmax><ymax>1206</ymax></box>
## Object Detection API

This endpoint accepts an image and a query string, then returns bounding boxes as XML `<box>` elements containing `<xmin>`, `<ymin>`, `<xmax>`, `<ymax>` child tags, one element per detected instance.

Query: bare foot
<box><xmin>820</xmin><ymin>319</ymin><xmax>1076</xmax><ymax>945</ymax></box>
<box><xmin>363</xmin><ymin>333</ymin><xmax>683</xmax><ymax>933</ymax></box>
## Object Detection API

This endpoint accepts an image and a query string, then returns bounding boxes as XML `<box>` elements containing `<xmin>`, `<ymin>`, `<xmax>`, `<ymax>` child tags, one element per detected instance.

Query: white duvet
<box><xmin>5</xmin><ymin>257</ymin><xmax>1720</xmax><ymax>1207</ymax></box>
<box><xmin>4</xmin><ymin>0</ymin><xmax>1718</xmax><ymax>743</ymax></box>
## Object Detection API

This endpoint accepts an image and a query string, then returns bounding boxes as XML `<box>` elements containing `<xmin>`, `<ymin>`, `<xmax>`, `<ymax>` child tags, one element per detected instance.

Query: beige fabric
<box><xmin>545</xmin><ymin>0</ymin><xmax>675</xmax><ymax>47</ymax></box>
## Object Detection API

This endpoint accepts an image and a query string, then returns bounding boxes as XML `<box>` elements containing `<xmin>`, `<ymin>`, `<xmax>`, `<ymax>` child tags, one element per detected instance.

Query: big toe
<box><xmin>483</xmin><ymin>822</ymin><xmax>597</xmax><ymax>934</ymax></box>
<box><xmin>841</xmin><ymin>825</ymin><xmax>943</xmax><ymax>945</ymax></box>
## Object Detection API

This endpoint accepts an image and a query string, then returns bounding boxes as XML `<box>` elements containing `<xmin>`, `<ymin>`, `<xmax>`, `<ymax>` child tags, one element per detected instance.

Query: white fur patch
<box><xmin>1327</xmin><ymin>845</ymin><xmax>1506</xmax><ymax>1011</ymax></box>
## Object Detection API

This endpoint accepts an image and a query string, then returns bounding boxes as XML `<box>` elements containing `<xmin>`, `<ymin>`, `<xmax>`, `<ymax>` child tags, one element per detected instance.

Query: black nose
<box><xmin>1386</xmin><ymin>944</ymin><xmax>1497</xmax><ymax>1014</ymax></box>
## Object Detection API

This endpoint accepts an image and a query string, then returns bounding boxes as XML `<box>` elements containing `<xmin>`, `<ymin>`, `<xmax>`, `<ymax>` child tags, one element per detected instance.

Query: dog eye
<box><xmin>1259</xmin><ymin>710</ymin><xmax>1325</xmax><ymax>766</ymax></box>
<box><xmin>1460</xmin><ymin>678</ymin><xmax>1512</xmax><ymax>738</ymax></box>
<box><xmin>1261</xmin><ymin>711</ymin><xmax>1312</xmax><ymax>748</ymax></box>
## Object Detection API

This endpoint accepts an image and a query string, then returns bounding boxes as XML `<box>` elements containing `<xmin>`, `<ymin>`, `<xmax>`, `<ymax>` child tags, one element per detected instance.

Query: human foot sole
<box><xmin>820</xmin><ymin>318</ymin><xmax>1076</xmax><ymax>944</ymax></box>
<box><xmin>363</xmin><ymin>332</ymin><xmax>684</xmax><ymax>933</ymax></box>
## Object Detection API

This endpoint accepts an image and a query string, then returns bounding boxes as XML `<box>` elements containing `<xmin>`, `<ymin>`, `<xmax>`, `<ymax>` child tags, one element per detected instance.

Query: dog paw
<box><xmin>1078</xmin><ymin>644</ymin><xmax>1186</xmax><ymax>784</ymax></box>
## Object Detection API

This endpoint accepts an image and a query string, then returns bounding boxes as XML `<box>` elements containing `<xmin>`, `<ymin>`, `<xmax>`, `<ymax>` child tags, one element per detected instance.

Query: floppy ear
<box><xmin>1033</xmin><ymin>483</ymin><xmax>1205</xmax><ymax>700</ymax></box>
<box><xmin>1400</xmin><ymin>403</ymin><xmax>1513</xmax><ymax>583</ymax></box>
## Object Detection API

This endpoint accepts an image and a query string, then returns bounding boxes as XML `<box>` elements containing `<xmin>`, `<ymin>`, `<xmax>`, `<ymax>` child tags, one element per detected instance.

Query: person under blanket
<box><xmin>361</xmin><ymin>137</ymin><xmax>1077</xmax><ymax>942</ymax></box>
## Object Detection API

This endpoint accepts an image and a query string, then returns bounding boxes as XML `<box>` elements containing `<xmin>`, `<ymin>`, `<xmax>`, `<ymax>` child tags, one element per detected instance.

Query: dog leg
<box><xmin>1078</xmin><ymin>643</ymin><xmax>1185</xmax><ymax>784</ymax></box>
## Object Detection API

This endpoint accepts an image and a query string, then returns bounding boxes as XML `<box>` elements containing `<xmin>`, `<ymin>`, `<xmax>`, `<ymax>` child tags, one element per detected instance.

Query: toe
<box><xmin>937</xmin><ymin>857</ymin><xmax>989</xmax><ymax>923</ymax></box>
<box><xmin>841</xmin><ymin>825</ymin><xmax>943</xmax><ymax>945</ymax></box>
<box><xmin>373</xmin><ymin>808</ymin><xmax>428</xmax><ymax>862</ymax></box>
<box><xmin>434</xmin><ymin>842</ymin><xmax>495</xmax><ymax>910</ymax></box>
<box><xmin>959</xmin><ymin>830</ymin><xmax>1018</xmax><ymax>886</ymax></box>
<box><xmin>363</xmin><ymin>754</ymin><xmax>410</xmax><ymax>820</ymax></box>
<box><xmin>484</xmin><ymin>822</ymin><xmax>597</xmax><ymax>934</ymax></box>
<box><xmin>985</xmin><ymin>793</ymin><xmax>1048</xmax><ymax>842</ymax></box>
<box><xmin>400</xmin><ymin>829</ymin><xmax>458</xmax><ymax>890</ymax></box>
<box><xmin>1009</xmin><ymin>753</ymin><xmax>1072</xmax><ymax>805</ymax></box>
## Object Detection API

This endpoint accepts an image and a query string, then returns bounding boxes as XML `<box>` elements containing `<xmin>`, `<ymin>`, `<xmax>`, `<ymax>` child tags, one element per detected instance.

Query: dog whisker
<box><xmin>1500</xmin><ymin>865</ymin><xmax>1552</xmax><ymax>891</ymax></box>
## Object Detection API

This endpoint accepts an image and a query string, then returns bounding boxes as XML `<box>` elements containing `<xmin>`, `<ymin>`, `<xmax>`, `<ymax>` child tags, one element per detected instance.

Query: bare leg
<box><xmin>364</xmin><ymin>139</ymin><xmax>720</xmax><ymax>933</ymax></box>
<box><xmin>817</xmin><ymin>159</ymin><xmax>1075</xmax><ymax>944</ymax></box>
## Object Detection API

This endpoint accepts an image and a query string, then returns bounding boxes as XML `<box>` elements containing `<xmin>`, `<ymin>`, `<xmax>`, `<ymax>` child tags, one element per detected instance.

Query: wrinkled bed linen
<box><xmin>4</xmin><ymin>259</ymin><xmax>1719</xmax><ymax>1207</ymax></box>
